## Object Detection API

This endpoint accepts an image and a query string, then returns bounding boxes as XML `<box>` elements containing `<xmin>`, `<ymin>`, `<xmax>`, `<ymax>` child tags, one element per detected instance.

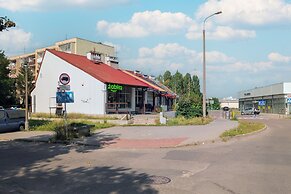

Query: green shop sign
<box><xmin>108</xmin><ymin>83</ymin><xmax>123</xmax><ymax>92</ymax></box>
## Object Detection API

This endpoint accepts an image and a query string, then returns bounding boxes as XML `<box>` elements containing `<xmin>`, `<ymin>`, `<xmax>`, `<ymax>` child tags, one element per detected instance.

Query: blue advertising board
<box><xmin>287</xmin><ymin>98</ymin><xmax>291</xmax><ymax>104</ymax></box>
<box><xmin>56</xmin><ymin>91</ymin><xmax>74</xmax><ymax>103</ymax></box>
<box><xmin>258</xmin><ymin>100</ymin><xmax>266</xmax><ymax>106</ymax></box>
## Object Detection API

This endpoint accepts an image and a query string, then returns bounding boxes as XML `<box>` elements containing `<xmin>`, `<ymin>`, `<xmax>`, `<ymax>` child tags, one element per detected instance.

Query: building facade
<box><xmin>8</xmin><ymin>37</ymin><xmax>115</xmax><ymax>79</ymax></box>
<box><xmin>31</xmin><ymin>49</ymin><xmax>175</xmax><ymax>115</ymax></box>
<box><xmin>238</xmin><ymin>83</ymin><xmax>291</xmax><ymax>115</ymax></box>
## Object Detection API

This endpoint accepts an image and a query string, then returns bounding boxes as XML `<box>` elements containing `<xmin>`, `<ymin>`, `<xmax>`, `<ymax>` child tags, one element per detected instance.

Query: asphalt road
<box><xmin>0</xmin><ymin>118</ymin><xmax>291</xmax><ymax>194</ymax></box>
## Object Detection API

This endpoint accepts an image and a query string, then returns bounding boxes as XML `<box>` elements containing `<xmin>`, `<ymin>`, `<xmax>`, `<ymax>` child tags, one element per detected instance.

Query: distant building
<box><xmin>8</xmin><ymin>37</ymin><xmax>115</xmax><ymax>79</ymax></box>
<box><xmin>238</xmin><ymin>82</ymin><xmax>291</xmax><ymax>115</ymax></box>
<box><xmin>220</xmin><ymin>97</ymin><xmax>239</xmax><ymax>109</ymax></box>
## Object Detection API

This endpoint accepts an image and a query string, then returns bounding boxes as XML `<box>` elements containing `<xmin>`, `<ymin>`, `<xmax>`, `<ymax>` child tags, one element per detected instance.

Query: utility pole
<box><xmin>25</xmin><ymin>62</ymin><xmax>29</xmax><ymax>130</ymax></box>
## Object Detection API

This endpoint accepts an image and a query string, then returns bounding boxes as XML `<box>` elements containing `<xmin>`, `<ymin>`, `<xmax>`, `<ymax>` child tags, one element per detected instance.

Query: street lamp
<box><xmin>23</xmin><ymin>60</ymin><xmax>29</xmax><ymax>130</ymax></box>
<box><xmin>202</xmin><ymin>11</ymin><xmax>222</xmax><ymax>118</ymax></box>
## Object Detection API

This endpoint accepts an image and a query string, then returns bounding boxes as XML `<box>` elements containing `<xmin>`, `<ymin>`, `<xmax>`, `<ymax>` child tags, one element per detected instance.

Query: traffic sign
<box><xmin>258</xmin><ymin>100</ymin><xmax>266</xmax><ymax>106</ymax></box>
<box><xmin>59</xmin><ymin>85</ymin><xmax>70</xmax><ymax>91</ymax></box>
<box><xmin>287</xmin><ymin>98</ymin><xmax>291</xmax><ymax>104</ymax></box>
<box><xmin>59</xmin><ymin>73</ymin><xmax>70</xmax><ymax>85</ymax></box>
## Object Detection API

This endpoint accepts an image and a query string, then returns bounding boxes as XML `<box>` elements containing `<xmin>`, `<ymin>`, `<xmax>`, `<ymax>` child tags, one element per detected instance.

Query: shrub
<box><xmin>176</xmin><ymin>97</ymin><xmax>203</xmax><ymax>118</ymax></box>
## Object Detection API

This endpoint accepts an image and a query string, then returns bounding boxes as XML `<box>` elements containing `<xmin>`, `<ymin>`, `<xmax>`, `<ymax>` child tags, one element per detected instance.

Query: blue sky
<box><xmin>1</xmin><ymin>0</ymin><xmax>291</xmax><ymax>98</ymax></box>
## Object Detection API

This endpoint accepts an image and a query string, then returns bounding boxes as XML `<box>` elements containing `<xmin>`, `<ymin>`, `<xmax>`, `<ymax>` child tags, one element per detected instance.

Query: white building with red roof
<box><xmin>31</xmin><ymin>49</ymin><xmax>175</xmax><ymax>115</ymax></box>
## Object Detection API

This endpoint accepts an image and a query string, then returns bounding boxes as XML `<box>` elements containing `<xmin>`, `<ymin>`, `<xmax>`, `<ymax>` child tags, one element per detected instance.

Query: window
<box><xmin>107</xmin><ymin>85</ymin><xmax>132</xmax><ymax>109</ymax></box>
<box><xmin>0</xmin><ymin>111</ymin><xmax>5</xmax><ymax>119</ymax></box>
<box><xmin>59</xmin><ymin>43</ymin><xmax>71</xmax><ymax>53</ymax></box>
<box><xmin>135</xmin><ymin>89</ymin><xmax>143</xmax><ymax>108</ymax></box>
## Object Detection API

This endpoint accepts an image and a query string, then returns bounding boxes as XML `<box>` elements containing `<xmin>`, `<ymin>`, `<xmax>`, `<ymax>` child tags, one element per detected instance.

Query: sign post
<box><xmin>57</xmin><ymin>73</ymin><xmax>74</xmax><ymax>139</ymax></box>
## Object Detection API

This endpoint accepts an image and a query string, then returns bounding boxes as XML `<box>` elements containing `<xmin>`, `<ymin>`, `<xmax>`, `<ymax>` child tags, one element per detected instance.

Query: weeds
<box><xmin>220</xmin><ymin>120</ymin><xmax>265</xmax><ymax>141</ymax></box>
<box><xmin>167</xmin><ymin>116</ymin><xmax>212</xmax><ymax>126</ymax></box>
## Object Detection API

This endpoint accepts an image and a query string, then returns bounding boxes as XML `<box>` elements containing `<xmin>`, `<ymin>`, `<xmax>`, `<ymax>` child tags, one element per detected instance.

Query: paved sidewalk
<box><xmin>0</xmin><ymin>118</ymin><xmax>238</xmax><ymax>149</ymax></box>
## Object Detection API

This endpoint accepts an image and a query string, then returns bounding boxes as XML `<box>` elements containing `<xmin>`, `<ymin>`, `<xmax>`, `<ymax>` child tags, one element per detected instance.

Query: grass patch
<box><xmin>167</xmin><ymin>116</ymin><xmax>212</xmax><ymax>126</ymax></box>
<box><xmin>220</xmin><ymin>121</ymin><xmax>265</xmax><ymax>141</ymax></box>
<box><xmin>31</xmin><ymin>113</ymin><xmax>118</xmax><ymax>120</ymax></box>
<box><xmin>29</xmin><ymin>119</ymin><xmax>115</xmax><ymax>132</ymax></box>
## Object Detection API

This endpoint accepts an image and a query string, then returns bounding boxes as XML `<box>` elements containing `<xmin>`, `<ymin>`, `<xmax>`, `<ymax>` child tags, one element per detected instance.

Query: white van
<box><xmin>0</xmin><ymin>109</ymin><xmax>25</xmax><ymax>133</ymax></box>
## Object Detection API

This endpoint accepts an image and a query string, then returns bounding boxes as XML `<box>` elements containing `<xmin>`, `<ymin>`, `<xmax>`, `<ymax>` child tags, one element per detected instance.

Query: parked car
<box><xmin>0</xmin><ymin>109</ymin><xmax>25</xmax><ymax>133</ymax></box>
<box><xmin>241</xmin><ymin>107</ymin><xmax>260</xmax><ymax>115</ymax></box>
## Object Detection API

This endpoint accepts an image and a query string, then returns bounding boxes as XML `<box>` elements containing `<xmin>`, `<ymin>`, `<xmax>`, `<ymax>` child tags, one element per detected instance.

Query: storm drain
<box><xmin>145</xmin><ymin>176</ymin><xmax>171</xmax><ymax>185</ymax></box>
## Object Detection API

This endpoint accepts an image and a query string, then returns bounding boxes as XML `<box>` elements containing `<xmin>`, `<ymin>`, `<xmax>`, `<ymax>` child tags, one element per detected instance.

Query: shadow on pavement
<box><xmin>0</xmin><ymin>141</ymin><xmax>158</xmax><ymax>193</ymax></box>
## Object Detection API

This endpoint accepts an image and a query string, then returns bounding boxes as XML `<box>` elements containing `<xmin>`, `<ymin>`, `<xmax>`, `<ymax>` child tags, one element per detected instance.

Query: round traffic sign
<box><xmin>59</xmin><ymin>73</ymin><xmax>70</xmax><ymax>85</ymax></box>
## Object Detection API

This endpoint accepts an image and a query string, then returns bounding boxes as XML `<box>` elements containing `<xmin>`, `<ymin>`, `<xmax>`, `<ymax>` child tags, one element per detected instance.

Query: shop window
<box><xmin>107</xmin><ymin>85</ymin><xmax>132</xmax><ymax>109</ymax></box>
<box><xmin>135</xmin><ymin>90</ymin><xmax>143</xmax><ymax>108</ymax></box>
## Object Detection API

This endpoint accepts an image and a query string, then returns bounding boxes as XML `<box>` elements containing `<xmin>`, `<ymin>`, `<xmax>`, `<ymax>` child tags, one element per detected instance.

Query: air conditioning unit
<box><xmin>87</xmin><ymin>51</ymin><xmax>102</xmax><ymax>63</ymax></box>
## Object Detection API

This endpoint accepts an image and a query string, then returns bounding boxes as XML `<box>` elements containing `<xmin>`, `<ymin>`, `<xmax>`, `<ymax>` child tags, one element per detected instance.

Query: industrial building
<box><xmin>238</xmin><ymin>82</ymin><xmax>291</xmax><ymax>115</ymax></box>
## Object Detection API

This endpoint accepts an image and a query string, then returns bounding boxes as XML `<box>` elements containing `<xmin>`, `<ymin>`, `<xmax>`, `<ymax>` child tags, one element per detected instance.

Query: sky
<box><xmin>1</xmin><ymin>0</ymin><xmax>291</xmax><ymax>98</ymax></box>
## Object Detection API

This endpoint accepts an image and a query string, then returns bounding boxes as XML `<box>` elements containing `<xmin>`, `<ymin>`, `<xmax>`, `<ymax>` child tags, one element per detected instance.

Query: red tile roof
<box><xmin>47</xmin><ymin>49</ymin><xmax>148</xmax><ymax>87</ymax></box>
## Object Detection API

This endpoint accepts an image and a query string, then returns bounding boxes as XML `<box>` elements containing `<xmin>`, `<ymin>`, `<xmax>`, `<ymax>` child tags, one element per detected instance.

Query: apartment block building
<box><xmin>8</xmin><ymin>37</ymin><xmax>116</xmax><ymax>79</ymax></box>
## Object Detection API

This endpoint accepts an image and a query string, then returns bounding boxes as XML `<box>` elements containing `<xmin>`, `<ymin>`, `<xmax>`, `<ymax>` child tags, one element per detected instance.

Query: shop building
<box><xmin>238</xmin><ymin>82</ymin><xmax>291</xmax><ymax>115</ymax></box>
<box><xmin>31</xmin><ymin>49</ymin><xmax>175</xmax><ymax>115</ymax></box>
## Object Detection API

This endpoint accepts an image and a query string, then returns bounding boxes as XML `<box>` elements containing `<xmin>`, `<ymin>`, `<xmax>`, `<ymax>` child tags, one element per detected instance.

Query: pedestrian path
<box><xmin>0</xmin><ymin>118</ymin><xmax>238</xmax><ymax>149</ymax></box>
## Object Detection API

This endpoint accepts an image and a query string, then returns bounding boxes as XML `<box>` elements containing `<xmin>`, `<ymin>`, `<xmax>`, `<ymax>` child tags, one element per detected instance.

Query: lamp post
<box><xmin>23</xmin><ymin>61</ymin><xmax>29</xmax><ymax>130</ymax></box>
<box><xmin>202</xmin><ymin>11</ymin><xmax>222</xmax><ymax>118</ymax></box>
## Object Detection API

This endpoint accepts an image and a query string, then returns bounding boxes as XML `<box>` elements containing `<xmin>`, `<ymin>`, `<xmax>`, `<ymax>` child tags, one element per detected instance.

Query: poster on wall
<box><xmin>56</xmin><ymin>91</ymin><xmax>74</xmax><ymax>103</ymax></box>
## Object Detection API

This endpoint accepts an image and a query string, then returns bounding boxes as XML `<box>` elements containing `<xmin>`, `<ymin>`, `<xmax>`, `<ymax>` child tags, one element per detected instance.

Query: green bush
<box><xmin>176</xmin><ymin>97</ymin><xmax>203</xmax><ymax>118</ymax></box>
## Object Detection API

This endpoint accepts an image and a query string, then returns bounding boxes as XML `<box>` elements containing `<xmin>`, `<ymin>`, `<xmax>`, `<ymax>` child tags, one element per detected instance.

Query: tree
<box><xmin>157</xmin><ymin>70</ymin><xmax>204</xmax><ymax>118</ymax></box>
<box><xmin>209</xmin><ymin>97</ymin><xmax>220</xmax><ymax>110</ymax></box>
<box><xmin>183</xmin><ymin>73</ymin><xmax>193</xmax><ymax>97</ymax></box>
<box><xmin>0</xmin><ymin>16</ymin><xmax>16</xmax><ymax>31</ymax></box>
<box><xmin>15</xmin><ymin>64</ymin><xmax>34</xmax><ymax>107</ymax></box>
<box><xmin>172</xmin><ymin>71</ymin><xmax>184</xmax><ymax>96</ymax></box>
<box><xmin>192</xmin><ymin>75</ymin><xmax>202</xmax><ymax>96</ymax></box>
<box><xmin>163</xmin><ymin>71</ymin><xmax>172</xmax><ymax>88</ymax></box>
<box><xmin>0</xmin><ymin>51</ymin><xmax>16</xmax><ymax>106</ymax></box>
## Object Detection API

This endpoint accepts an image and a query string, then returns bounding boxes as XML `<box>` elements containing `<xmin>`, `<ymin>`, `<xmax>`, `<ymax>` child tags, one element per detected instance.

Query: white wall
<box><xmin>31</xmin><ymin>51</ymin><xmax>105</xmax><ymax>115</ymax></box>
<box><xmin>238</xmin><ymin>83</ymin><xmax>285</xmax><ymax>99</ymax></box>
<box><xmin>220</xmin><ymin>102</ymin><xmax>239</xmax><ymax>109</ymax></box>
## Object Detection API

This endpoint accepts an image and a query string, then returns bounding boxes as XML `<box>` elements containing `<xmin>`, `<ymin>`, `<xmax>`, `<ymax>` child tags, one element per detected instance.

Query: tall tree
<box><xmin>15</xmin><ymin>64</ymin><xmax>34</xmax><ymax>107</ymax></box>
<box><xmin>163</xmin><ymin>70</ymin><xmax>172</xmax><ymax>88</ymax></box>
<box><xmin>0</xmin><ymin>51</ymin><xmax>16</xmax><ymax>106</ymax></box>
<box><xmin>172</xmin><ymin>71</ymin><xmax>184</xmax><ymax>95</ymax></box>
<box><xmin>183</xmin><ymin>73</ymin><xmax>193</xmax><ymax>97</ymax></box>
<box><xmin>192</xmin><ymin>75</ymin><xmax>201</xmax><ymax>96</ymax></box>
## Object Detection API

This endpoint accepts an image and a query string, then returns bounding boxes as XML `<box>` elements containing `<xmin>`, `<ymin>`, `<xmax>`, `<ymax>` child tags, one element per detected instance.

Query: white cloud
<box><xmin>196</xmin><ymin>0</ymin><xmax>291</xmax><ymax>25</ymax></box>
<box><xmin>97</xmin><ymin>9</ymin><xmax>257</xmax><ymax>40</ymax></box>
<box><xmin>122</xmin><ymin>43</ymin><xmax>237</xmax><ymax>75</ymax></box>
<box><xmin>198</xmin><ymin>51</ymin><xmax>235</xmax><ymax>63</ymax></box>
<box><xmin>186</xmin><ymin>22</ymin><xmax>256</xmax><ymax>40</ymax></box>
<box><xmin>97</xmin><ymin>10</ymin><xmax>193</xmax><ymax>38</ymax></box>
<box><xmin>268</xmin><ymin>52</ymin><xmax>291</xmax><ymax>63</ymax></box>
<box><xmin>208</xmin><ymin>61</ymin><xmax>273</xmax><ymax>73</ymax></box>
<box><xmin>0</xmin><ymin>0</ymin><xmax>40</xmax><ymax>11</ymax></box>
<box><xmin>0</xmin><ymin>0</ymin><xmax>132</xmax><ymax>11</ymax></box>
<box><xmin>0</xmin><ymin>28</ymin><xmax>32</xmax><ymax>56</ymax></box>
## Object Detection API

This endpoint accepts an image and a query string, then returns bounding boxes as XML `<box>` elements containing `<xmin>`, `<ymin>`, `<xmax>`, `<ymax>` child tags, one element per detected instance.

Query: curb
<box><xmin>13</xmin><ymin>137</ymin><xmax>106</xmax><ymax>148</ymax></box>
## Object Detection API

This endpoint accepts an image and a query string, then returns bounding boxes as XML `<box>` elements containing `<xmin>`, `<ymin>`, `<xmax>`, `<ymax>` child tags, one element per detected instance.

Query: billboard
<box><xmin>56</xmin><ymin>91</ymin><xmax>74</xmax><ymax>103</ymax></box>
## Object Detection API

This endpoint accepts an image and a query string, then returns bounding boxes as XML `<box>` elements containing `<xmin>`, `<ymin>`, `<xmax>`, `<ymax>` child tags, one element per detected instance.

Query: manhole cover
<box><xmin>145</xmin><ymin>176</ymin><xmax>171</xmax><ymax>185</ymax></box>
